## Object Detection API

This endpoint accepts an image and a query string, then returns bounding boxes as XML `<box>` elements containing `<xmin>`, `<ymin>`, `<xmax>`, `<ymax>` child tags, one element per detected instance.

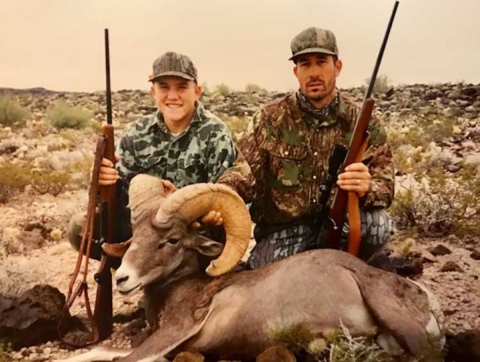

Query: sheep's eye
<box><xmin>167</xmin><ymin>238</ymin><xmax>179</xmax><ymax>245</ymax></box>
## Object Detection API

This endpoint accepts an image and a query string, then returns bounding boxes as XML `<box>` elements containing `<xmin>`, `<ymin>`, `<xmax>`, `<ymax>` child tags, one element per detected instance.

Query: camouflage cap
<box><xmin>289</xmin><ymin>27</ymin><xmax>338</xmax><ymax>61</ymax></box>
<box><xmin>148</xmin><ymin>51</ymin><xmax>198</xmax><ymax>82</ymax></box>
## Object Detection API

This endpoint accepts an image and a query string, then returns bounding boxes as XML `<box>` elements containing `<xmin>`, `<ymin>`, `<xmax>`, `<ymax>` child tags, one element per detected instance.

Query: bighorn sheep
<box><xmin>56</xmin><ymin>174</ymin><xmax>445</xmax><ymax>362</ymax></box>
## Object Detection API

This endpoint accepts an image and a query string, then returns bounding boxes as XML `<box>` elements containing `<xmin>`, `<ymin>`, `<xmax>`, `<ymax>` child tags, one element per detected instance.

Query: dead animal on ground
<box><xmin>54</xmin><ymin>174</ymin><xmax>445</xmax><ymax>362</ymax></box>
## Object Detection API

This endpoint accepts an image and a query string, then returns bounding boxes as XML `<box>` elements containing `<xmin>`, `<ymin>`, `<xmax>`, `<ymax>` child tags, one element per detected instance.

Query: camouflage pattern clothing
<box><xmin>218</xmin><ymin>90</ymin><xmax>396</xmax><ymax>266</ymax></box>
<box><xmin>116</xmin><ymin>100</ymin><xmax>237</xmax><ymax>187</ymax></box>
<box><xmin>248</xmin><ymin>209</ymin><xmax>395</xmax><ymax>270</ymax></box>
<box><xmin>67</xmin><ymin>101</ymin><xmax>238</xmax><ymax>260</ymax></box>
<box><xmin>219</xmin><ymin>90</ymin><xmax>395</xmax><ymax>225</ymax></box>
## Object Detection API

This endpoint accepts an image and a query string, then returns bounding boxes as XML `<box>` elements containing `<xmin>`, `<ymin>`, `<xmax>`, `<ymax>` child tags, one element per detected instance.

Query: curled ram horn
<box><xmin>155</xmin><ymin>183</ymin><xmax>252</xmax><ymax>277</ymax></box>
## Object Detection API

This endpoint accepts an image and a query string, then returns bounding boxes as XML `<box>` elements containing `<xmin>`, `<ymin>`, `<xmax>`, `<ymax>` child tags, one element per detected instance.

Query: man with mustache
<box><xmin>67</xmin><ymin>51</ymin><xmax>235</xmax><ymax>260</ymax></box>
<box><xmin>219</xmin><ymin>27</ymin><xmax>395</xmax><ymax>269</ymax></box>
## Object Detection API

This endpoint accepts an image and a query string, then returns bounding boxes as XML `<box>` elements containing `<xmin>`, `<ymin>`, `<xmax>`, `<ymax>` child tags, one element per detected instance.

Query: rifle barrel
<box><xmin>364</xmin><ymin>1</ymin><xmax>399</xmax><ymax>100</ymax></box>
<box><xmin>104</xmin><ymin>28</ymin><xmax>112</xmax><ymax>125</ymax></box>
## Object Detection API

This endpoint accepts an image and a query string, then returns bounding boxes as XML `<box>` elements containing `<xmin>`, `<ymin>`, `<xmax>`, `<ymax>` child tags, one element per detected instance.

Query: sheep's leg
<box><xmin>113</xmin><ymin>306</ymin><xmax>213</xmax><ymax>362</ymax></box>
<box><xmin>52</xmin><ymin>346</ymin><xmax>133</xmax><ymax>362</ymax></box>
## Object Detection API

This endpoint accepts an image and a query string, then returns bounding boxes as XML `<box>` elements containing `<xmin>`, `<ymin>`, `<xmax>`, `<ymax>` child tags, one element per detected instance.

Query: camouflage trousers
<box><xmin>248</xmin><ymin>209</ymin><xmax>395</xmax><ymax>270</ymax></box>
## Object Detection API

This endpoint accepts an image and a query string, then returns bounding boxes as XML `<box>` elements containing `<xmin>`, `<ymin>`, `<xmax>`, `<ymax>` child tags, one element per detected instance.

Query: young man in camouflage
<box><xmin>67</xmin><ymin>51</ymin><xmax>233</xmax><ymax>259</ymax></box>
<box><xmin>218</xmin><ymin>27</ymin><xmax>396</xmax><ymax>270</ymax></box>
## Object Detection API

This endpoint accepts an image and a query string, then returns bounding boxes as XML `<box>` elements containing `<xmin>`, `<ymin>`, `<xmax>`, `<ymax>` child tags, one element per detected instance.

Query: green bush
<box><xmin>29</xmin><ymin>169</ymin><xmax>72</xmax><ymax>196</ymax></box>
<box><xmin>267</xmin><ymin>322</ymin><xmax>395</xmax><ymax>361</ymax></box>
<box><xmin>46</xmin><ymin>100</ymin><xmax>93</xmax><ymax>129</ymax></box>
<box><xmin>364</xmin><ymin>74</ymin><xmax>391</xmax><ymax>94</ymax></box>
<box><xmin>0</xmin><ymin>161</ymin><xmax>76</xmax><ymax>202</ymax></box>
<box><xmin>0</xmin><ymin>162</ymin><xmax>30</xmax><ymax>203</ymax></box>
<box><xmin>200</xmin><ymin>82</ymin><xmax>210</xmax><ymax>95</ymax></box>
<box><xmin>245</xmin><ymin>83</ymin><xmax>266</xmax><ymax>94</ymax></box>
<box><xmin>0</xmin><ymin>96</ymin><xmax>30</xmax><ymax>128</ymax></box>
<box><xmin>218</xmin><ymin>114</ymin><xmax>249</xmax><ymax>141</ymax></box>
<box><xmin>391</xmin><ymin>165</ymin><xmax>479</xmax><ymax>238</ymax></box>
<box><xmin>0</xmin><ymin>341</ymin><xmax>10</xmax><ymax>362</ymax></box>
<box><xmin>214</xmin><ymin>83</ymin><xmax>231</xmax><ymax>96</ymax></box>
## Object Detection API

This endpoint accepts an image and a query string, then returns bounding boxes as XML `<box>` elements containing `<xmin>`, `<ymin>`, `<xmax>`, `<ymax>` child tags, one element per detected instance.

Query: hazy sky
<box><xmin>1</xmin><ymin>0</ymin><xmax>479</xmax><ymax>93</ymax></box>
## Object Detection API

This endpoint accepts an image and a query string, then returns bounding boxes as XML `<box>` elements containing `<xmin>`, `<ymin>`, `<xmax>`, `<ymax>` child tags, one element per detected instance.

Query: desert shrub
<box><xmin>0</xmin><ymin>161</ymin><xmax>76</xmax><ymax>201</ymax></box>
<box><xmin>0</xmin><ymin>96</ymin><xmax>30</xmax><ymax>128</ymax></box>
<box><xmin>46</xmin><ymin>100</ymin><xmax>93</xmax><ymax>129</ymax></box>
<box><xmin>200</xmin><ymin>82</ymin><xmax>210</xmax><ymax>95</ymax></box>
<box><xmin>245</xmin><ymin>83</ymin><xmax>266</xmax><ymax>93</ymax></box>
<box><xmin>364</xmin><ymin>74</ymin><xmax>391</xmax><ymax>94</ymax></box>
<box><xmin>214</xmin><ymin>83</ymin><xmax>231</xmax><ymax>96</ymax></box>
<box><xmin>66</xmin><ymin>155</ymin><xmax>94</xmax><ymax>189</ymax></box>
<box><xmin>391</xmin><ymin>165</ymin><xmax>479</xmax><ymax>238</ymax></box>
<box><xmin>419</xmin><ymin>116</ymin><xmax>455</xmax><ymax>143</ymax></box>
<box><xmin>218</xmin><ymin>114</ymin><xmax>249</xmax><ymax>141</ymax></box>
<box><xmin>89</xmin><ymin>119</ymin><xmax>102</xmax><ymax>133</ymax></box>
<box><xmin>58</xmin><ymin>128</ymin><xmax>77</xmax><ymax>143</ymax></box>
<box><xmin>268</xmin><ymin>322</ymin><xmax>394</xmax><ymax>362</ymax></box>
<box><xmin>388</xmin><ymin>124</ymin><xmax>430</xmax><ymax>151</ymax></box>
<box><xmin>0</xmin><ymin>162</ymin><xmax>31</xmax><ymax>203</ymax></box>
<box><xmin>29</xmin><ymin>169</ymin><xmax>72</xmax><ymax>196</ymax></box>
<box><xmin>0</xmin><ymin>341</ymin><xmax>10</xmax><ymax>362</ymax></box>
<box><xmin>326</xmin><ymin>326</ymin><xmax>391</xmax><ymax>362</ymax></box>
<box><xmin>30</xmin><ymin>120</ymin><xmax>53</xmax><ymax>138</ymax></box>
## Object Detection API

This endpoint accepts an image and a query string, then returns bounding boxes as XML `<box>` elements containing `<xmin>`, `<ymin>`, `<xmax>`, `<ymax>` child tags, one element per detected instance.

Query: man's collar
<box><xmin>296</xmin><ymin>89</ymin><xmax>341</xmax><ymax>127</ymax></box>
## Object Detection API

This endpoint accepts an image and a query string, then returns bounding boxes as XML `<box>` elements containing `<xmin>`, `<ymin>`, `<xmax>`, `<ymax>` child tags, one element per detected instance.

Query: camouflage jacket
<box><xmin>218</xmin><ymin>92</ymin><xmax>395</xmax><ymax>225</ymax></box>
<box><xmin>115</xmin><ymin>101</ymin><xmax>237</xmax><ymax>188</ymax></box>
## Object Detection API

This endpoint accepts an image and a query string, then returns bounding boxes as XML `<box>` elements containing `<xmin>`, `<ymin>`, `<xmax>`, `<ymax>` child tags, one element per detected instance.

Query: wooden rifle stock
<box><xmin>92</xmin><ymin>28</ymin><xmax>115</xmax><ymax>341</ymax></box>
<box><xmin>325</xmin><ymin>99</ymin><xmax>373</xmax><ymax>250</ymax></box>
<box><xmin>325</xmin><ymin>1</ymin><xmax>399</xmax><ymax>253</ymax></box>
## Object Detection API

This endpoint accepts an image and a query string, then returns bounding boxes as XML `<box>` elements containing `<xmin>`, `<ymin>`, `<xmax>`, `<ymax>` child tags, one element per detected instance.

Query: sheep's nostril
<box><xmin>116</xmin><ymin>275</ymin><xmax>129</xmax><ymax>286</ymax></box>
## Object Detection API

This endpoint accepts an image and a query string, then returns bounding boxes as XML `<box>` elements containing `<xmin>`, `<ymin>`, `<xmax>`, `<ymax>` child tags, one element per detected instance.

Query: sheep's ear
<box><xmin>192</xmin><ymin>235</ymin><xmax>224</xmax><ymax>257</ymax></box>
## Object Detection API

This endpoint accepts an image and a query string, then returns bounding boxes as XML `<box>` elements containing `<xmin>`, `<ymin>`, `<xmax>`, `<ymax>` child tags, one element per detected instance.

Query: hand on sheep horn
<box><xmin>191</xmin><ymin>211</ymin><xmax>224</xmax><ymax>229</ymax></box>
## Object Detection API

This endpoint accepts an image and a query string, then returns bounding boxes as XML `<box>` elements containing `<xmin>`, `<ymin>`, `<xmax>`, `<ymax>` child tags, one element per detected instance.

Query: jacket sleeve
<box><xmin>206</xmin><ymin>133</ymin><xmax>238</xmax><ymax>183</ymax></box>
<box><xmin>114</xmin><ymin>125</ymin><xmax>142</xmax><ymax>184</ymax></box>
<box><xmin>217</xmin><ymin>109</ymin><xmax>268</xmax><ymax>203</ymax></box>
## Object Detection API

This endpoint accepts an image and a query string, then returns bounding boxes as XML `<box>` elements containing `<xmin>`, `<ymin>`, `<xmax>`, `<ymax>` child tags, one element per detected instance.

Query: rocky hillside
<box><xmin>0</xmin><ymin>82</ymin><xmax>479</xmax><ymax>361</ymax></box>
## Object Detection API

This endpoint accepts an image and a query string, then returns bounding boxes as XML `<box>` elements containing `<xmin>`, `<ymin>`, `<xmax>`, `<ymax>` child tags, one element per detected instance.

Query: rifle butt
<box><xmin>93</xmin><ymin>255</ymin><xmax>113</xmax><ymax>340</ymax></box>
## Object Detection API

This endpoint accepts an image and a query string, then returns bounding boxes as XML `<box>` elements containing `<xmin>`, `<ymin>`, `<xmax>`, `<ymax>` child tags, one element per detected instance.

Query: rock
<box><xmin>256</xmin><ymin>345</ymin><xmax>297</xmax><ymax>362</ymax></box>
<box><xmin>445</xmin><ymin>330</ymin><xmax>480</xmax><ymax>362</ymax></box>
<box><xmin>0</xmin><ymin>284</ymin><xmax>66</xmax><ymax>350</ymax></box>
<box><xmin>465</xmin><ymin>153</ymin><xmax>480</xmax><ymax>166</ymax></box>
<box><xmin>440</xmin><ymin>261</ymin><xmax>464</xmax><ymax>273</ymax></box>
<box><xmin>390</xmin><ymin>256</ymin><xmax>423</xmax><ymax>277</ymax></box>
<box><xmin>452</xmin><ymin>126</ymin><xmax>462</xmax><ymax>135</ymax></box>
<box><xmin>461</xmin><ymin>87</ymin><xmax>480</xmax><ymax>98</ymax></box>
<box><xmin>428</xmin><ymin>244</ymin><xmax>452</xmax><ymax>256</ymax></box>
<box><xmin>173</xmin><ymin>351</ymin><xmax>206</xmax><ymax>362</ymax></box>
<box><xmin>420</xmin><ymin>250</ymin><xmax>437</xmax><ymax>263</ymax></box>
<box><xmin>470</xmin><ymin>250</ymin><xmax>480</xmax><ymax>260</ymax></box>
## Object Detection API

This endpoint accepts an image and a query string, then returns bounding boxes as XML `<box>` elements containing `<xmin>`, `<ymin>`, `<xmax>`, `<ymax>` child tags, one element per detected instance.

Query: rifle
<box><xmin>57</xmin><ymin>28</ymin><xmax>116</xmax><ymax>346</ymax></box>
<box><xmin>92</xmin><ymin>27</ymin><xmax>116</xmax><ymax>341</ymax></box>
<box><xmin>322</xmin><ymin>1</ymin><xmax>400</xmax><ymax>255</ymax></box>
